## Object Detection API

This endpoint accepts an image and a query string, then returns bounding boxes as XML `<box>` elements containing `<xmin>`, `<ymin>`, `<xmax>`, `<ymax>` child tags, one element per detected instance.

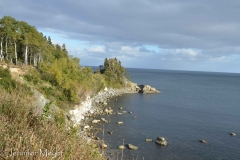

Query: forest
<box><xmin>0</xmin><ymin>16</ymin><xmax>130</xmax><ymax>109</ymax></box>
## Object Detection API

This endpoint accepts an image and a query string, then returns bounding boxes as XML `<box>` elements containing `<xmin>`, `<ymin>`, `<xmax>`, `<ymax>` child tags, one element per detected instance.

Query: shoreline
<box><xmin>69</xmin><ymin>81</ymin><xmax>160</xmax><ymax>125</ymax></box>
<box><xmin>69</xmin><ymin>81</ymin><xmax>161</xmax><ymax>159</ymax></box>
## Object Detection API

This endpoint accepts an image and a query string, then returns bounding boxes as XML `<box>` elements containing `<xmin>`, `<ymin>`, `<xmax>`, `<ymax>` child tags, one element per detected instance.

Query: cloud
<box><xmin>175</xmin><ymin>49</ymin><xmax>199</xmax><ymax>57</ymax></box>
<box><xmin>120</xmin><ymin>46</ymin><xmax>139</xmax><ymax>56</ymax></box>
<box><xmin>1</xmin><ymin>0</ymin><xmax>240</xmax><ymax>72</ymax></box>
<box><xmin>85</xmin><ymin>46</ymin><xmax>105</xmax><ymax>53</ymax></box>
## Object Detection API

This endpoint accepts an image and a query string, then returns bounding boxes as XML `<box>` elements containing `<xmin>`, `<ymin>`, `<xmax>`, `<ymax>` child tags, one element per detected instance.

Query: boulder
<box><xmin>155</xmin><ymin>137</ymin><xmax>167</xmax><ymax>146</ymax></box>
<box><xmin>199</xmin><ymin>140</ymin><xmax>207</xmax><ymax>143</ymax></box>
<box><xmin>117</xmin><ymin>121</ymin><xmax>123</xmax><ymax>124</ymax></box>
<box><xmin>118</xmin><ymin>145</ymin><xmax>125</xmax><ymax>150</ymax></box>
<box><xmin>230</xmin><ymin>133</ymin><xmax>237</xmax><ymax>136</ymax></box>
<box><xmin>92</xmin><ymin>119</ymin><xmax>100</xmax><ymax>124</ymax></box>
<box><xmin>127</xmin><ymin>144</ymin><xmax>138</xmax><ymax>150</ymax></box>
<box><xmin>138</xmin><ymin>85</ymin><xmax>160</xmax><ymax>94</ymax></box>
<box><xmin>101</xmin><ymin>118</ymin><xmax>108</xmax><ymax>123</ymax></box>
<box><xmin>145</xmin><ymin>139</ymin><xmax>153</xmax><ymax>142</ymax></box>
<box><xmin>83</xmin><ymin>125</ymin><xmax>90</xmax><ymax>129</ymax></box>
<box><xmin>101</xmin><ymin>143</ymin><xmax>108</xmax><ymax>148</ymax></box>
<box><xmin>104</xmin><ymin>109</ymin><xmax>110</xmax><ymax>114</ymax></box>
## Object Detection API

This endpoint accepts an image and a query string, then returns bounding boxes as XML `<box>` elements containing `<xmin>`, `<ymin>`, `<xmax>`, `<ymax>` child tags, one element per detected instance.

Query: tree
<box><xmin>0</xmin><ymin>23</ymin><xmax>4</xmax><ymax>60</ymax></box>
<box><xmin>11</xmin><ymin>20</ymin><xmax>21</xmax><ymax>64</ymax></box>
<box><xmin>102</xmin><ymin>58</ymin><xmax>125</xmax><ymax>86</ymax></box>
<box><xmin>47</xmin><ymin>36</ymin><xmax>52</xmax><ymax>45</ymax></box>
<box><xmin>62</xmin><ymin>43</ymin><xmax>68</xmax><ymax>57</ymax></box>
<box><xmin>18</xmin><ymin>21</ymin><xmax>39</xmax><ymax>65</ymax></box>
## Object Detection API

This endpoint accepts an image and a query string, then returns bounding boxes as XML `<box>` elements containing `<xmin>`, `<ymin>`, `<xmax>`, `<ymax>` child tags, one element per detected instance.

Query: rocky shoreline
<box><xmin>69</xmin><ymin>81</ymin><xmax>160</xmax><ymax>125</ymax></box>
<box><xmin>68</xmin><ymin>81</ymin><xmax>161</xmax><ymax>155</ymax></box>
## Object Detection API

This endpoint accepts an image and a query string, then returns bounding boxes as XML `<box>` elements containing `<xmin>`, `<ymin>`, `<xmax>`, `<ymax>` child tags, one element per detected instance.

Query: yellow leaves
<box><xmin>55</xmin><ymin>70</ymin><xmax>63</xmax><ymax>85</ymax></box>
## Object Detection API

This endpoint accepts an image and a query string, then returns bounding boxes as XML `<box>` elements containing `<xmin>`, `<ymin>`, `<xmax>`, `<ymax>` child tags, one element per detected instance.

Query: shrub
<box><xmin>0</xmin><ymin>67</ymin><xmax>17</xmax><ymax>92</ymax></box>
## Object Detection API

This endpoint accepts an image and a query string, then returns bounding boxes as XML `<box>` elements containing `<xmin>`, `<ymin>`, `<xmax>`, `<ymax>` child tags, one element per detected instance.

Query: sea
<box><xmin>90</xmin><ymin>68</ymin><xmax>240</xmax><ymax>160</ymax></box>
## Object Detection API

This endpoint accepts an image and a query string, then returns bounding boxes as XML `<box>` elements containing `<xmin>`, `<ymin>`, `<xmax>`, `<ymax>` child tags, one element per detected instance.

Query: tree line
<box><xmin>0</xmin><ymin>16</ymin><xmax>130</xmax><ymax>108</ymax></box>
<box><xmin>0</xmin><ymin>16</ymin><xmax>68</xmax><ymax>66</ymax></box>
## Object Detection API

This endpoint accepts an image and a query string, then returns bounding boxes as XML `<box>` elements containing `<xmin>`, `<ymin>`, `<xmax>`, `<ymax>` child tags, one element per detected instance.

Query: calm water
<box><xmin>92</xmin><ymin>68</ymin><xmax>240</xmax><ymax>160</ymax></box>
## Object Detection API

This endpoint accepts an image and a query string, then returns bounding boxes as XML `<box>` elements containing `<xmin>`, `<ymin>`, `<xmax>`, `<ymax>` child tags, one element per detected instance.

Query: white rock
<box><xmin>118</xmin><ymin>145</ymin><xmax>125</xmax><ymax>150</ymax></box>
<box><xmin>127</xmin><ymin>144</ymin><xmax>138</xmax><ymax>150</ymax></box>
<box><xmin>155</xmin><ymin>137</ymin><xmax>167</xmax><ymax>146</ymax></box>
<box><xmin>101</xmin><ymin>143</ymin><xmax>108</xmax><ymax>148</ymax></box>
<box><xmin>92</xmin><ymin>120</ymin><xmax>100</xmax><ymax>124</ymax></box>
<box><xmin>84</xmin><ymin>125</ymin><xmax>90</xmax><ymax>129</ymax></box>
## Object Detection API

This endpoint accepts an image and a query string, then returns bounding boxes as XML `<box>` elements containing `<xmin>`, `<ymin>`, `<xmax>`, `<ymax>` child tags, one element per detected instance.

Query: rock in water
<box><xmin>92</xmin><ymin>119</ymin><xmax>100</xmax><ymax>124</ymax></box>
<box><xmin>230</xmin><ymin>133</ymin><xmax>237</xmax><ymax>136</ymax></box>
<box><xmin>199</xmin><ymin>140</ymin><xmax>207</xmax><ymax>143</ymax></box>
<box><xmin>138</xmin><ymin>85</ymin><xmax>160</xmax><ymax>93</ymax></box>
<box><xmin>101</xmin><ymin>143</ymin><xmax>108</xmax><ymax>148</ymax></box>
<box><xmin>101</xmin><ymin>118</ymin><xmax>108</xmax><ymax>123</ymax></box>
<box><xmin>127</xmin><ymin>144</ymin><xmax>138</xmax><ymax>150</ymax></box>
<box><xmin>117</xmin><ymin>121</ymin><xmax>123</xmax><ymax>124</ymax></box>
<box><xmin>146</xmin><ymin>139</ymin><xmax>153</xmax><ymax>142</ymax></box>
<box><xmin>155</xmin><ymin>137</ymin><xmax>167</xmax><ymax>146</ymax></box>
<box><xmin>118</xmin><ymin>145</ymin><xmax>125</xmax><ymax>150</ymax></box>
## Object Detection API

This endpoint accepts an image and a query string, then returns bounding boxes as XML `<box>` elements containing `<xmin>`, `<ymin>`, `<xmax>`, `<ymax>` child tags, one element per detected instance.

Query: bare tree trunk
<box><xmin>33</xmin><ymin>53</ymin><xmax>37</xmax><ymax>67</ymax></box>
<box><xmin>38</xmin><ymin>53</ymin><xmax>41</xmax><ymax>63</ymax></box>
<box><xmin>5</xmin><ymin>37</ymin><xmax>8</xmax><ymax>60</ymax></box>
<box><xmin>38</xmin><ymin>48</ymin><xmax>43</xmax><ymax>63</ymax></box>
<box><xmin>30</xmin><ymin>52</ymin><xmax>32</xmax><ymax>65</ymax></box>
<box><xmin>14</xmin><ymin>41</ymin><xmax>18</xmax><ymax>65</ymax></box>
<box><xmin>0</xmin><ymin>38</ymin><xmax>4</xmax><ymax>60</ymax></box>
<box><xmin>24</xmin><ymin>45</ymin><xmax>28</xmax><ymax>65</ymax></box>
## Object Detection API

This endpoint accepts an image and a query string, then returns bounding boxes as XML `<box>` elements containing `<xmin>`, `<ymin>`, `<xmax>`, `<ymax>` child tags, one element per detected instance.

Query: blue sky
<box><xmin>1</xmin><ymin>0</ymin><xmax>240</xmax><ymax>73</ymax></box>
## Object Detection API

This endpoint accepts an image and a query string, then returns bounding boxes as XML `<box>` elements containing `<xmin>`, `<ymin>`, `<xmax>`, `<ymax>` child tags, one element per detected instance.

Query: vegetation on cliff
<box><xmin>0</xmin><ymin>67</ymin><xmax>104</xmax><ymax>159</ymax></box>
<box><xmin>0</xmin><ymin>15</ymin><xmax>133</xmax><ymax>159</ymax></box>
<box><xmin>0</xmin><ymin>15</ymin><xmax>130</xmax><ymax>110</ymax></box>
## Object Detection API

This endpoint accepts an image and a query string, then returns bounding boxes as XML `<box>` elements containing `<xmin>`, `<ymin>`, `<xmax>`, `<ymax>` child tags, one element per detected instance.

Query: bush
<box><xmin>23</xmin><ymin>68</ymin><xmax>41</xmax><ymax>85</ymax></box>
<box><xmin>0</xmin><ymin>67</ymin><xmax>17</xmax><ymax>92</ymax></box>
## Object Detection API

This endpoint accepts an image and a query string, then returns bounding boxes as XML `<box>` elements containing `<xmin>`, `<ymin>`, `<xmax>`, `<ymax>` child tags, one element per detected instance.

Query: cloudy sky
<box><xmin>1</xmin><ymin>0</ymin><xmax>240</xmax><ymax>73</ymax></box>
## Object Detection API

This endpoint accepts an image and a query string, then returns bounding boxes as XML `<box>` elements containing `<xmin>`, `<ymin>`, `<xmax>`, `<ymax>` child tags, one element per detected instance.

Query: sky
<box><xmin>1</xmin><ymin>0</ymin><xmax>240</xmax><ymax>73</ymax></box>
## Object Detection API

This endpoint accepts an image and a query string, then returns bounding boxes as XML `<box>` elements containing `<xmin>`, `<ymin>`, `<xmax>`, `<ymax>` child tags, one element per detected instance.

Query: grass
<box><xmin>0</xmin><ymin>66</ymin><xmax>104</xmax><ymax>160</ymax></box>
